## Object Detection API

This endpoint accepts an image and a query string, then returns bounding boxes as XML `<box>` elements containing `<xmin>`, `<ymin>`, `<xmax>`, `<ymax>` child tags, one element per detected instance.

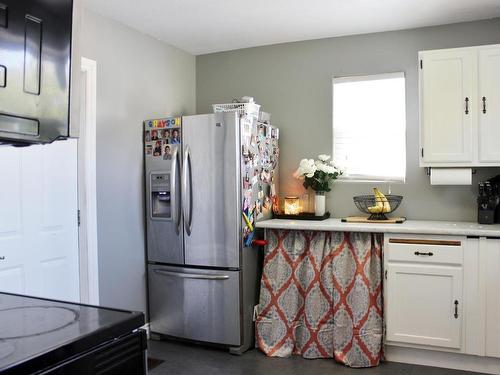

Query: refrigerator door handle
<box><xmin>171</xmin><ymin>147</ymin><xmax>180</xmax><ymax>235</ymax></box>
<box><xmin>182</xmin><ymin>145</ymin><xmax>193</xmax><ymax>236</ymax></box>
<box><xmin>153</xmin><ymin>269</ymin><xmax>229</xmax><ymax>280</ymax></box>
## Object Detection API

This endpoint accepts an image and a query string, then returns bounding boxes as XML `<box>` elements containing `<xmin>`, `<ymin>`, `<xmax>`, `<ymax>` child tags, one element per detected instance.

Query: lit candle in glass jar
<box><xmin>284</xmin><ymin>196</ymin><xmax>301</xmax><ymax>215</ymax></box>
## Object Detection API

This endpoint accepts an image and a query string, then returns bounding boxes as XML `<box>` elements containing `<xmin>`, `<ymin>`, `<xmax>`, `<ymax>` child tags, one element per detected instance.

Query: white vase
<box><xmin>315</xmin><ymin>192</ymin><xmax>326</xmax><ymax>217</ymax></box>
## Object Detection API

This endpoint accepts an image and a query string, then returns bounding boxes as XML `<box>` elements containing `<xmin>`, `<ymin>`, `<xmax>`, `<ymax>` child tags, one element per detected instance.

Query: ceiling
<box><xmin>84</xmin><ymin>0</ymin><xmax>500</xmax><ymax>55</ymax></box>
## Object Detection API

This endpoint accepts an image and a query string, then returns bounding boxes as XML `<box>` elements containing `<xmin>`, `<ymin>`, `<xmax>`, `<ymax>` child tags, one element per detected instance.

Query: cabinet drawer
<box><xmin>386</xmin><ymin>238</ymin><xmax>463</xmax><ymax>265</ymax></box>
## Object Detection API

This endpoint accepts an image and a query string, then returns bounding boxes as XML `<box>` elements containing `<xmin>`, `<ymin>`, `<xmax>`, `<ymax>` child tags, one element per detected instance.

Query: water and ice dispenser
<box><xmin>150</xmin><ymin>172</ymin><xmax>171</xmax><ymax>220</ymax></box>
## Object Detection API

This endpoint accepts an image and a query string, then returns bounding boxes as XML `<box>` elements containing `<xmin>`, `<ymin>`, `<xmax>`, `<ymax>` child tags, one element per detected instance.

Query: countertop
<box><xmin>0</xmin><ymin>292</ymin><xmax>144</xmax><ymax>374</ymax></box>
<box><xmin>255</xmin><ymin>218</ymin><xmax>500</xmax><ymax>237</ymax></box>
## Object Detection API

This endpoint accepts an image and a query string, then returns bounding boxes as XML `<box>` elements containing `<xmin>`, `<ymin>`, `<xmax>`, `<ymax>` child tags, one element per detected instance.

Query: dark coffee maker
<box><xmin>478</xmin><ymin>175</ymin><xmax>500</xmax><ymax>224</ymax></box>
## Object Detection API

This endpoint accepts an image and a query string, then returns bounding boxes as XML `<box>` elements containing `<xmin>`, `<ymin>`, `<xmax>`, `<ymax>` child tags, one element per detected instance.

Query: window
<box><xmin>333</xmin><ymin>72</ymin><xmax>406</xmax><ymax>182</ymax></box>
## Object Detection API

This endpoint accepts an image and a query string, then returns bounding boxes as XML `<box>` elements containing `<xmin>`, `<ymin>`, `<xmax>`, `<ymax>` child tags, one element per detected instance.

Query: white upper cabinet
<box><xmin>478</xmin><ymin>46</ymin><xmax>500</xmax><ymax>163</ymax></box>
<box><xmin>419</xmin><ymin>44</ymin><xmax>500</xmax><ymax>167</ymax></box>
<box><xmin>420</xmin><ymin>49</ymin><xmax>476</xmax><ymax>164</ymax></box>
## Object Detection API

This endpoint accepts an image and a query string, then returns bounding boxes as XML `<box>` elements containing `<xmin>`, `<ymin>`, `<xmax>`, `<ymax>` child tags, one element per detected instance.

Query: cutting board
<box><xmin>341</xmin><ymin>216</ymin><xmax>406</xmax><ymax>224</ymax></box>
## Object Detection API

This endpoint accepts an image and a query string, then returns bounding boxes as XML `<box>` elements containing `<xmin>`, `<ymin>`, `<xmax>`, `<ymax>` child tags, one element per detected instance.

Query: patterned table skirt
<box><xmin>255</xmin><ymin>229</ymin><xmax>383</xmax><ymax>367</ymax></box>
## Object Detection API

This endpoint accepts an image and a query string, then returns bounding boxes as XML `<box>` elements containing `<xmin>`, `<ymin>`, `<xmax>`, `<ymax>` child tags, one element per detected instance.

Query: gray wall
<box><xmin>197</xmin><ymin>19</ymin><xmax>500</xmax><ymax>222</ymax></box>
<box><xmin>81</xmin><ymin>9</ymin><xmax>196</xmax><ymax>312</ymax></box>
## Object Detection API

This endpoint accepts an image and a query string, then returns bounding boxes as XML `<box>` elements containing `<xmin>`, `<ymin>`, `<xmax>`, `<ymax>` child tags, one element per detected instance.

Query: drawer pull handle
<box><xmin>454</xmin><ymin>300</ymin><xmax>459</xmax><ymax>319</ymax></box>
<box><xmin>414</xmin><ymin>251</ymin><xmax>434</xmax><ymax>256</ymax></box>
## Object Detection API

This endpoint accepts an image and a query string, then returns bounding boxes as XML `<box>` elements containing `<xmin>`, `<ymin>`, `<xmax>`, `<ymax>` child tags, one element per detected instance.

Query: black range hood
<box><xmin>0</xmin><ymin>0</ymin><xmax>73</xmax><ymax>145</ymax></box>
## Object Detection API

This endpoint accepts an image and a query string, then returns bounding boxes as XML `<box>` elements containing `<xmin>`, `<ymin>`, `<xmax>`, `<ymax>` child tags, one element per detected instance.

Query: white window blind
<box><xmin>333</xmin><ymin>72</ymin><xmax>406</xmax><ymax>182</ymax></box>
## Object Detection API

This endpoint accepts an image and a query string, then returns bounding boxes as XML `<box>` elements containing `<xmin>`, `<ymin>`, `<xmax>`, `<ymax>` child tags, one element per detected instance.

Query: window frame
<box><xmin>332</xmin><ymin>71</ymin><xmax>407</xmax><ymax>183</ymax></box>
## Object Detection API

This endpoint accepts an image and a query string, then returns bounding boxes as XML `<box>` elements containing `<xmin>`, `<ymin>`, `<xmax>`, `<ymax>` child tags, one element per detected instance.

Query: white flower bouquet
<box><xmin>293</xmin><ymin>154</ymin><xmax>343</xmax><ymax>192</ymax></box>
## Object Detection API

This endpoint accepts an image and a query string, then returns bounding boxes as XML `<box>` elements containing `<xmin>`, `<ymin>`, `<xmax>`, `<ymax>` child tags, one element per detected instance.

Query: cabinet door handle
<box><xmin>454</xmin><ymin>300</ymin><xmax>459</xmax><ymax>319</ymax></box>
<box><xmin>465</xmin><ymin>97</ymin><xmax>469</xmax><ymax>114</ymax></box>
<box><xmin>482</xmin><ymin>97</ymin><xmax>487</xmax><ymax>114</ymax></box>
<box><xmin>414</xmin><ymin>251</ymin><xmax>434</xmax><ymax>256</ymax></box>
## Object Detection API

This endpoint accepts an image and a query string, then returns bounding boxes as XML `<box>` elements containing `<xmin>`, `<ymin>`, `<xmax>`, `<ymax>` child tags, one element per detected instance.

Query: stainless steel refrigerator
<box><xmin>144</xmin><ymin>112</ymin><xmax>279</xmax><ymax>353</ymax></box>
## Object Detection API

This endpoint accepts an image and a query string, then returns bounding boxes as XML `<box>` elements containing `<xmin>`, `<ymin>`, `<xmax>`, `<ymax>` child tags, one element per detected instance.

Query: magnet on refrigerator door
<box><xmin>258</xmin><ymin>185</ymin><xmax>264</xmax><ymax>200</ymax></box>
<box><xmin>244</xmin><ymin>231</ymin><xmax>255</xmax><ymax>247</ymax></box>
<box><xmin>251</xmin><ymin>135</ymin><xmax>257</xmax><ymax>147</ymax></box>
<box><xmin>266</xmin><ymin>126</ymin><xmax>272</xmax><ymax>139</ymax></box>
<box><xmin>242</xmin><ymin>117</ymin><xmax>253</xmax><ymax>137</ymax></box>
<box><xmin>243</xmin><ymin>196</ymin><xmax>251</xmax><ymax>211</ymax></box>
<box><xmin>242</xmin><ymin>144</ymin><xmax>250</xmax><ymax>159</ymax></box>
<box><xmin>257</xmin><ymin>124</ymin><xmax>266</xmax><ymax>139</ymax></box>
<box><xmin>170</xmin><ymin>128</ymin><xmax>181</xmax><ymax>144</ymax></box>
<box><xmin>151</xmin><ymin>129</ymin><xmax>159</xmax><ymax>141</ymax></box>
<box><xmin>243</xmin><ymin>172</ymin><xmax>251</xmax><ymax>190</ymax></box>
<box><xmin>260</xmin><ymin>169</ymin><xmax>271</xmax><ymax>183</ymax></box>
<box><xmin>163</xmin><ymin>143</ymin><xmax>173</xmax><ymax>160</ymax></box>
<box><xmin>264</xmin><ymin>196</ymin><xmax>271</xmax><ymax>210</ymax></box>
<box><xmin>242</xmin><ymin>211</ymin><xmax>254</xmax><ymax>232</ymax></box>
<box><xmin>160</xmin><ymin>128</ymin><xmax>170</xmax><ymax>140</ymax></box>
<box><xmin>251</xmin><ymin>173</ymin><xmax>258</xmax><ymax>186</ymax></box>
<box><xmin>153</xmin><ymin>140</ymin><xmax>162</xmax><ymax>156</ymax></box>
<box><xmin>255</xmin><ymin>200</ymin><xmax>263</xmax><ymax>218</ymax></box>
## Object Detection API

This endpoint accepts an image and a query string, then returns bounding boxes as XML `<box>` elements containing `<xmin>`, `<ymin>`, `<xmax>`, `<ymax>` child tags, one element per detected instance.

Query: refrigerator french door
<box><xmin>145</xmin><ymin>118</ymin><xmax>183</xmax><ymax>264</ymax></box>
<box><xmin>181</xmin><ymin>113</ymin><xmax>241</xmax><ymax>268</ymax></box>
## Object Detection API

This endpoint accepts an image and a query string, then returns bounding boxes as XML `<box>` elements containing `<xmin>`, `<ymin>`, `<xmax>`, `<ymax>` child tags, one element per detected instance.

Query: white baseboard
<box><xmin>385</xmin><ymin>345</ymin><xmax>500</xmax><ymax>374</ymax></box>
<box><xmin>141</xmin><ymin>323</ymin><xmax>151</xmax><ymax>340</ymax></box>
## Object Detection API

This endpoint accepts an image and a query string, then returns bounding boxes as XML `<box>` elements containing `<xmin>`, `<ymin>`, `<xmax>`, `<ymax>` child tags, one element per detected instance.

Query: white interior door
<box><xmin>420</xmin><ymin>49</ymin><xmax>476</xmax><ymax>163</ymax></box>
<box><xmin>0</xmin><ymin>139</ymin><xmax>80</xmax><ymax>302</ymax></box>
<box><xmin>385</xmin><ymin>263</ymin><xmax>463</xmax><ymax>349</ymax></box>
<box><xmin>478</xmin><ymin>46</ymin><xmax>500</xmax><ymax>163</ymax></box>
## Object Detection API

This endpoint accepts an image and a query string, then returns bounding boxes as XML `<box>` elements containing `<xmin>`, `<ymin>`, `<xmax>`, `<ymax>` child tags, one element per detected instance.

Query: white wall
<box><xmin>81</xmin><ymin>9</ymin><xmax>196</xmax><ymax>313</ymax></box>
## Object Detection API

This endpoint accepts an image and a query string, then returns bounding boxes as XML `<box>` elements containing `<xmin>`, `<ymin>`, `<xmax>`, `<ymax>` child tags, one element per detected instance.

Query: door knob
<box><xmin>0</xmin><ymin>256</ymin><xmax>5</xmax><ymax>260</ymax></box>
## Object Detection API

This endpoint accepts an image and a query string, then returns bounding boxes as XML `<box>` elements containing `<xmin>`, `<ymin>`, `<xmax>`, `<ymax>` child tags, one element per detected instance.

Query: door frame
<box><xmin>78</xmin><ymin>57</ymin><xmax>99</xmax><ymax>305</ymax></box>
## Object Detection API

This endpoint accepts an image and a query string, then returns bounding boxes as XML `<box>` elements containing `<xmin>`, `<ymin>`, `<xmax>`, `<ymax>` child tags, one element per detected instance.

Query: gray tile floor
<box><xmin>148</xmin><ymin>339</ymin><xmax>482</xmax><ymax>375</ymax></box>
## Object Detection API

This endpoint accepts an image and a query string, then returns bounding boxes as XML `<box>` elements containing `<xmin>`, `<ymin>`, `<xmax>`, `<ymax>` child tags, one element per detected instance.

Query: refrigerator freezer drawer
<box><xmin>148</xmin><ymin>264</ymin><xmax>241</xmax><ymax>346</ymax></box>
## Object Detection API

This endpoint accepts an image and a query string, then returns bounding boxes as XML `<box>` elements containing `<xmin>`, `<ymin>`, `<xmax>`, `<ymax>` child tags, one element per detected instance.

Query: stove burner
<box><xmin>0</xmin><ymin>306</ymin><xmax>79</xmax><ymax>340</ymax></box>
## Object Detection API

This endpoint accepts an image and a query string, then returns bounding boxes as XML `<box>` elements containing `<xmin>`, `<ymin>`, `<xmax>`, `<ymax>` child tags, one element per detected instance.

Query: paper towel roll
<box><xmin>430</xmin><ymin>168</ymin><xmax>472</xmax><ymax>185</ymax></box>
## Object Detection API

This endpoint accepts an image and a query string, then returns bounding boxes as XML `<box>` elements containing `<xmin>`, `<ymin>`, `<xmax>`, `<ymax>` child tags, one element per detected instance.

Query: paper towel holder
<box><xmin>426</xmin><ymin>167</ymin><xmax>477</xmax><ymax>176</ymax></box>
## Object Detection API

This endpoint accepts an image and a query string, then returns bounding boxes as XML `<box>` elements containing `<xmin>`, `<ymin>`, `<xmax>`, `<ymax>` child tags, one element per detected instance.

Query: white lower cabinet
<box><xmin>385</xmin><ymin>234</ymin><xmax>500</xmax><ymax>362</ymax></box>
<box><xmin>485</xmin><ymin>238</ymin><xmax>500</xmax><ymax>358</ymax></box>
<box><xmin>385</xmin><ymin>263</ymin><xmax>462</xmax><ymax>348</ymax></box>
<box><xmin>384</xmin><ymin>234</ymin><xmax>465</xmax><ymax>351</ymax></box>
<box><xmin>383</xmin><ymin>233</ymin><xmax>500</xmax><ymax>373</ymax></box>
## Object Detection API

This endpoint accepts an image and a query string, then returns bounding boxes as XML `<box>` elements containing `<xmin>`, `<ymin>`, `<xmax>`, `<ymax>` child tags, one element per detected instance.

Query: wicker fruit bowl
<box><xmin>353</xmin><ymin>195</ymin><xmax>403</xmax><ymax>220</ymax></box>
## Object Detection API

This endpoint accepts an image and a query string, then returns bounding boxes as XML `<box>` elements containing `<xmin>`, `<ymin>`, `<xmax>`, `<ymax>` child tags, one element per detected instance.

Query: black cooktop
<box><xmin>0</xmin><ymin>292</ymin><xmax>145</xmax><ymax>374</ymax></box>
